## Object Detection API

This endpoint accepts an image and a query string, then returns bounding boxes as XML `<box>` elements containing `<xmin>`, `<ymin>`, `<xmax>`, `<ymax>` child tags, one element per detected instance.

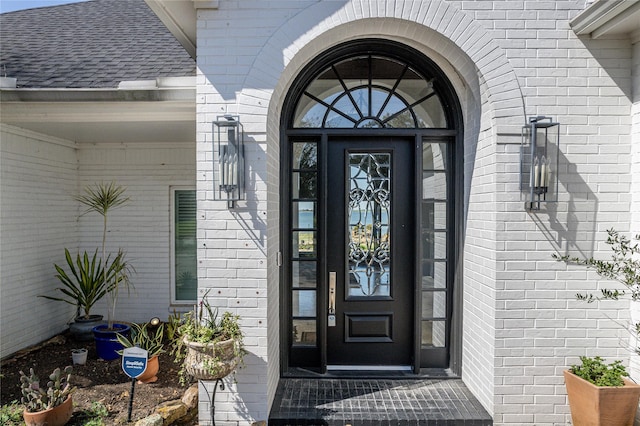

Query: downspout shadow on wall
<box><xmin>531</xmin><ymin>148</ymin><xmax>598</xmax><ymax>259</ymax></box>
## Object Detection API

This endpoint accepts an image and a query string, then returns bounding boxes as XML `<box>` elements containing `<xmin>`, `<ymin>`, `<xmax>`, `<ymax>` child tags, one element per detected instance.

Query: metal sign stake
<box><xmin>127</xmin><ymin>378</ymin><xmax>136</xmax><ymax>422</ymax></box>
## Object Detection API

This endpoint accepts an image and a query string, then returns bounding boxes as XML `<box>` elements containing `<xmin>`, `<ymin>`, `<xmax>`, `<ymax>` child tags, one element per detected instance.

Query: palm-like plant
<box><xmin>42</xmin><ymin>249</ymin><xmax>126</xmax><ymax>318</ymax></box>
<box><xmin>76</xmin><ymin>182</ymin><xmax>132</xmax><ymax>329</ymax></box>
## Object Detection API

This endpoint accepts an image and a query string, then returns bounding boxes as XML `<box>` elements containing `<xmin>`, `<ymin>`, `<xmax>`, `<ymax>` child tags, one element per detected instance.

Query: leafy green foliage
<box><xmin>0</xmin><ymin>401</ymin><xmax>23</xmax><ymax>425</ymax></box>
<box><xmin>73</xmin><ymin>401</ymin><xmax>109</xmax><ymax>425</ymax></box>
<box><xmin>166</xmin><ymin>309</ymin><xmax>182</xmax><ymax>341</ymax></box>
<box><xmin>553</xmin><ymin>229</ymin><xmax>640</xmax><ymax>302</ymax></box>
<box><xmin>172</xmin><ymin>290</ymin><xmax>245</xmax><ymax>384</ymax></box>
<box><xmin>554</xmin><ymin>229</ymin><xmax>640</xmax><ymax>354</ymax></box>
<box><xmin>20</xmin><ymin>366</ymin><xmax>75</xmax><ymax>412</ymax></box>
<box><xmin>116</xmin><ymin>322</ymin><xmax>165</xmax><ymax>358</ymax></box>
<box><xmin>570</xmin><ymin>356</ymin><xmax>629</xmax><ymax>387</ymax></box>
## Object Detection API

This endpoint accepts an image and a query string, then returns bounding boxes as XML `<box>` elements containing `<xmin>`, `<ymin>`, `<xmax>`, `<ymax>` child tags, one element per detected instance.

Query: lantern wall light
<box><xmin>520</xmin><ymin>116</ymin><xmax>560</xmax><ymax>211</ymax></box>
<box><xmin>213</xmin><ymin>115</ymin><xmax>245</xmax><ymax>208</ymax></box>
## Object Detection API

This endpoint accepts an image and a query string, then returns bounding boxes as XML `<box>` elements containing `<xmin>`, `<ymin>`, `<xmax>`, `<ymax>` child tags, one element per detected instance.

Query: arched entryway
<box><xmin>280</xmin><ymin>39</ymin><xmax>463</xmax><ymax>374</ymax></box>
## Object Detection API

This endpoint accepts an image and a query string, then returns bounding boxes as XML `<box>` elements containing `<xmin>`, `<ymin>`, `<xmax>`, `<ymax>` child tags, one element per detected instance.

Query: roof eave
<box><xmin>145</xmin><ymin>0</ymin><xmax>217</xmax><ymax>59</ymax></box>
<box><xmin>0</xmin><ymin>87</ymin><xmax>195</xmax><ymax>103</ymax></box>
<box><xmin>570</xmin><ymin>0</ymin><xmax>640</xmax><ymax>41</ymax></box>
<box><xmin>0</xmin><ymin>77</ymin><xmax>196</xmax><ymax>102</ymax></box>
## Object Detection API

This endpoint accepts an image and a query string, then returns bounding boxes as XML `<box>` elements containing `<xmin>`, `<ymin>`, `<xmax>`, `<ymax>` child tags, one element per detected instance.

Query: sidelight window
<box><xmin>290</xmin><ymin>142</ymin><xmax>319</xmax><ymax>346</ymax></box>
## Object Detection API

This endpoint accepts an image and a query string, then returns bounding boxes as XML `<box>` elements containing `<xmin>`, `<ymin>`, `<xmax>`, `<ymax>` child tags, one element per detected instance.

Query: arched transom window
<box><xmin>293</xmin><ymin>55</ymin><xmax>447</xmax><ymax>129</ymax></box>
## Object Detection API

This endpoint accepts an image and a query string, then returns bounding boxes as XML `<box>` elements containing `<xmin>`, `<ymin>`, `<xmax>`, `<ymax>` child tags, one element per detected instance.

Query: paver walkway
<box><xmin>269</xmin><ymin>378</ymin><xmax>493</xmax><ymax>425</ymax></box>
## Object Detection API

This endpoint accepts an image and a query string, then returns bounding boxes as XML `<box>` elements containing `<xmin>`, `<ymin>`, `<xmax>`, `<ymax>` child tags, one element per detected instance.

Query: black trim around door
<box><xmin>280</xmin><ymin>39</ymin><xmax>464</xmax><ymax>376</ymax></box>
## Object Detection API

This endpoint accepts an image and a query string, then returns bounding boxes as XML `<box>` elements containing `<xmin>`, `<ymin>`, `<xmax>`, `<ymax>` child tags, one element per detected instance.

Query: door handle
<box><xmin>328</xmin><ymin>271</ymin><xmax>336</xmax><ymax>327</ymax></box>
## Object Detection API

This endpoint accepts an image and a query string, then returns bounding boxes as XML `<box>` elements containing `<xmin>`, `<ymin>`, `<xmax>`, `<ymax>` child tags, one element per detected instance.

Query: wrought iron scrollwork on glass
<box><xmin>347</xmin><ymin>153</ymin><xmax>391</xmax><ymax>297</ymax></box>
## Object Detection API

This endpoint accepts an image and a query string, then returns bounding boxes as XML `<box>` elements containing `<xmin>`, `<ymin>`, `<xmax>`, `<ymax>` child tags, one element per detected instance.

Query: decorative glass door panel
<box><xmin>326</xmin><ymin>138</ymin><xmax>414</xmax><ymax>366</ymax></box>
<box><xmin>348</xmin><ymin>153</ymin><xmax>391</xmax><ymax>298</ymax></box>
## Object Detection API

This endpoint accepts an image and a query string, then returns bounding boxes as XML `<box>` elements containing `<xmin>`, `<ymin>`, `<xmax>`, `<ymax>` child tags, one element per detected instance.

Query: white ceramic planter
<box><xmin>71</xmin><ymin>348</ymin><xmax>88</xmax><ymax>365</ymax></box>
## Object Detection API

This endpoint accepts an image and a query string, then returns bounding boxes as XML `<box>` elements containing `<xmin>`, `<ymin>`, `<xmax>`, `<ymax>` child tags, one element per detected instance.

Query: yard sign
<box><xmin>121</xmin><ymin>347</ymin><xmax>148</xmax><ymax>378</ymax></box>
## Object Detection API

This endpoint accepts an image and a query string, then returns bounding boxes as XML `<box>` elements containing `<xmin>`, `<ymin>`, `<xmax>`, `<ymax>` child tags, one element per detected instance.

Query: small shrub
<box><xmin>74</xmin><ymin>401</ymin><xmax>109</xmax><ymax>426</ymax></box>
<box><xmin>172</xmin><ymin>289</ymin><xmax>245</xmax><ymax>384</ymax></box>
<box><xmin>570</xmin><ymin>356</ymin><xmax>628</xmax><ymax>387</ymax></box>
<box><xmin>0</xmin><ymin>401</ymin><xmax>23</xmax><ymax>425</ymax></box>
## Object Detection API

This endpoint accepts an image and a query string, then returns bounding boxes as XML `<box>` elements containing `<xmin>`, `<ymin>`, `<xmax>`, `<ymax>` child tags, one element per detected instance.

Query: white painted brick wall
<box><xmin>631</xmin><ymin>41</ymin><xmax>640</xmax><ymax>425</ymax></box>
<box><xmin>0</xmin><ymin>125</ymin><xmax>78</xmax><ymax>358</ymax></box>
<box><xmin>194</xmin><ymin>1</ymin><xmax>637</xmax><ymax>425</ymax></box>
<box><xmin>76</xmin><ymin>141</ymin><xmax>196</xmax><ymax>323</ymax></box>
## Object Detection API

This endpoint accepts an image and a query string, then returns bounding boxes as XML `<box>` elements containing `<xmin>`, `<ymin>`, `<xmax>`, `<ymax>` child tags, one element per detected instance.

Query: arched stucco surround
<box><xmin>234</xmin><ymin>0</ymin><xmax>526</xmax><ymax>414</ymax></box>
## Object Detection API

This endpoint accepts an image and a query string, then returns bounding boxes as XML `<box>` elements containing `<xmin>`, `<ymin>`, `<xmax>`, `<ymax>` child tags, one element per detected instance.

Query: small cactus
<box><xmin>19</xmin><ymin>366</ymin><xmax>75</xmax><ymax>412</ymax></box>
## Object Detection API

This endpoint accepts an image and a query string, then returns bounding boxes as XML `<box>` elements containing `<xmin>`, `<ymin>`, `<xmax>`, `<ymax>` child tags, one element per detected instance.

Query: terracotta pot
<box><xmin>183</xmin><ymin>337</ymin><xmax>239</xmax><ymax>380</ymax></box>
<box><xmin>23</xmin><ymin>395</ymin><xmax>73</xmax><ymax>426</ymax></box>
<box><xmin>137</xmin><ymin>355</ymin><xmax>159</xmax><ymax>384</ymax></box>
<box><xmin>564</xmin><ymin>370</ymin><xmax>640</xmax><ymax>426</ymax></box>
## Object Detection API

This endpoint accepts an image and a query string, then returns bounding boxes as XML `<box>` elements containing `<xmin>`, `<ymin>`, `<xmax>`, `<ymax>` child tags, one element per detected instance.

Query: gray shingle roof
<box><xmin>0</xmin><ymin>0</ymin><xmax>195</xmax><ymax>88</ymax></box>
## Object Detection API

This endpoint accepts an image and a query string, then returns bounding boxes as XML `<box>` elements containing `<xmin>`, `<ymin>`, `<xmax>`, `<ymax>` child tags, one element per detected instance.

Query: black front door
<box><xmin>326</xmin><ymin>137</ymin><xmax>414</xmax><ymax>367</ymax></box>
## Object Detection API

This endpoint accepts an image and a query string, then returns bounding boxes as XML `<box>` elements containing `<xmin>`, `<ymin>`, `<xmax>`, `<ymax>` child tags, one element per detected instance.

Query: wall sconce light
<box><xmin>521</xmin><ymin>116</ymin><xmax>560</xmax><ymax>211</ymax></box>
<box><xmin>213</xmin><ymin>115</ymin><xmax>245</xmax><ymax>208</ymax></box>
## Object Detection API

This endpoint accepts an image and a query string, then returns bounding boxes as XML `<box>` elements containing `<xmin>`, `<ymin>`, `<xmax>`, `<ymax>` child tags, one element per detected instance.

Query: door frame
<box><xmin>279</xmin><ymin>39</ymin><xmax>464</xmax><ymax>376</ymax></box>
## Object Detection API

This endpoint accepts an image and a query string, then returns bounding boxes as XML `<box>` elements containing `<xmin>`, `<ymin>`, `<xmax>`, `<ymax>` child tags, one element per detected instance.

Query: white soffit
<box><xmin>571</xmin><ymin>0</ymin><xmax>640</xmax><ymax>42</ymax></box>
<box><xmin>0</xmin><ymin>79</ymin><xmax>196</xmax><ymax>144</ymax></box>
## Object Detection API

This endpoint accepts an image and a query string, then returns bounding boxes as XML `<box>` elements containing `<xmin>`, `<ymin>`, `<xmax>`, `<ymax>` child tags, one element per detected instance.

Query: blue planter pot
<box><xmin>92</xmin><ymin>323</ymin><xmax>130</xmax><ymax>361</ymax></box>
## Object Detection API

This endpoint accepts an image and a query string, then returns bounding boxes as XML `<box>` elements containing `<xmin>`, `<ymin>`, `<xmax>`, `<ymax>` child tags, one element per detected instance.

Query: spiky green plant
<box><xmin>76</xmin><ymin>182</ymin><xmax>133</xmax><ymax>328</ymax></box>
<box><xmin>116</xmin><ymin>322</ymin><xmax>165</xmax><ymax>358</ymax></box>
<box><xmin>41</xmin><ymin>248</ymin><xmax>127</xmax><ymax>318</ymax></box>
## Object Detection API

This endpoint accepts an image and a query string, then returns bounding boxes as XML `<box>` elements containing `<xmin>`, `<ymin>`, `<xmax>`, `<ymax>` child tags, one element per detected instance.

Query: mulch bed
<box><xmin>1</xmin><ymin>331</ymin><xmax>195</xmax><ymax>425</ymax></box>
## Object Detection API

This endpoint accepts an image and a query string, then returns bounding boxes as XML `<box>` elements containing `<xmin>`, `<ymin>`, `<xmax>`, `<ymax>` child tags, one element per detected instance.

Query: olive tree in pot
<box><xmin>555</xmin><ymin>229</ymin><xmax>640</xmax><ymax>425</ymax></box>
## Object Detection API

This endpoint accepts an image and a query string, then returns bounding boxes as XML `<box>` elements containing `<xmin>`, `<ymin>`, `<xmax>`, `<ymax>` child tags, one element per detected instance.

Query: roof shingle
<box><xmin>0</xmin><ymin>0</ymin><xmax>196</xmax><ymax>88</ymax></box>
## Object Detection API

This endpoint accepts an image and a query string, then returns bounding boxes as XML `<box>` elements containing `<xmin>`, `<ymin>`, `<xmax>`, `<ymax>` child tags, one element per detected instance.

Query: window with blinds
<box><xmin>173</xmin><ymin>189</ymin><xmax>197</xmax><ymax>301</ymax></box>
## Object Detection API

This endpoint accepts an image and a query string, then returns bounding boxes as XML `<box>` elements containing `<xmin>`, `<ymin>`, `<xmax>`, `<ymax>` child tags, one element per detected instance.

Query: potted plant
<box><xmin>555</xmin><ymin>229</ymin><xmax>640</xmax><ymax>425</ymax></box>
<box><xmin>20</xmin><ymin>366</ymin><xmax>75</xmax><ymax>426</ymax></box>
<box><xmin>173</xmin><ymin>290</ymin><xmax>245</xmax><ymax>384</ymax></box>
<box><xmin>116</xmin><ymin>322</ymin><xmax>165</xmax><ymax>383</ymax></box>
<box><xmin>74</xmin><ymin>182</ymin><xmax>134</xmax><ymax>360</ymax></box>
<box><xmin>564</xmin><ymin>356</ymin><xmax>640</xmax><ymax>426</ymax></box>
<box><xmin>41</xmin><ymin>248</ymin><xmax>129</xmax><ymax>341</ymax></box>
